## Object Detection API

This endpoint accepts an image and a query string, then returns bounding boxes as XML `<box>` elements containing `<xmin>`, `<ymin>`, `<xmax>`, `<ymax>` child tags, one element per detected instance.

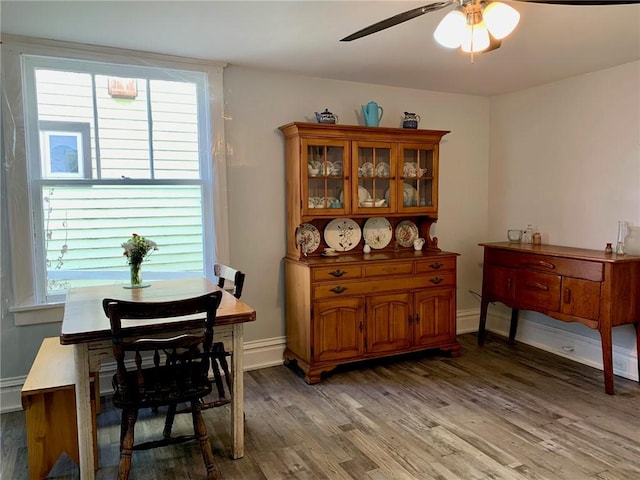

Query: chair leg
<box><xmin>163</xmin><ymin>402</ymin><xmax>177</xmax><ymax>438</ymax></box>
<box><xmin>119</xmin><ymin>408</ymin><xmax>138</xmax><ymax>480</ymax></box>
<box><xmin>191</xmin><ymin>400</ymin><xmax>220</xmax><ymax>480</ymax></box>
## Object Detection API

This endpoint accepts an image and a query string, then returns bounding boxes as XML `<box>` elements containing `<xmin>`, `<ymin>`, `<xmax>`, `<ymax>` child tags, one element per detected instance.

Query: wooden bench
<box><xmin>21</xmin><ymin>337</ymin><xmax>98</xmax><ymax>480</ymax></box>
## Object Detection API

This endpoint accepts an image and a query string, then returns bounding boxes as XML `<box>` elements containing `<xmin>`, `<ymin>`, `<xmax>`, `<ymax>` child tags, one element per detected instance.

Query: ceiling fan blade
<box><xmin>513</xmin><ymin>1</ymin><xmax>639</xmax><ymax>5</ymax></box>
<box><xmin>340</xmin><ymin>1</ymin><xmax>455</xmax><ymax>42</ymax></box>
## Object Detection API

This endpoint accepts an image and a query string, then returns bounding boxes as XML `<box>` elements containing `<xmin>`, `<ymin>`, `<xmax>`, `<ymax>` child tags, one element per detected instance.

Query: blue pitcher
<box><xmin>362</xmin><ymin>101</ymin><xmax>383</xmax><ymax>127</ymax></box>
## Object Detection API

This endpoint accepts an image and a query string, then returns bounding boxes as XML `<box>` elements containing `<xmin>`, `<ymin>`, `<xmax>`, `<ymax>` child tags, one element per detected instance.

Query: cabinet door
<box><xmin>313</xmin><ymin>297</ymin><xmax>364</xmax><ymax>363</ymax></box>
<box><xmin>561</xmin><ymin>277</ymin><xmax>601</xmax><ymax>320</ymax></box>
<box><xmin>352</xmin><ymin>141</ymin><xmax>395</xmax><ymax>214</ymax></box>
<box><xmin>366</xmin><ymin>293</ymin><xmax>412</xmax><ymax>355</ymax></box>
<box><xmin>413</xmin><ymin>288</ymin><xmax>456</xmax><ymax>347</ymax></box>
<box><xmin>484</xmin><ymin>265</ymin><xmax>515</xmax><ymax>303</ymax></box>
<box><xmin>302</xmin><ymin>139</ymin><xmax>350</xmax><ymax>215</ymax></box>
<box><xmin>397</xmin><ymin>143</ymin><xmax>438</xmax><ymax>213</ymax></box>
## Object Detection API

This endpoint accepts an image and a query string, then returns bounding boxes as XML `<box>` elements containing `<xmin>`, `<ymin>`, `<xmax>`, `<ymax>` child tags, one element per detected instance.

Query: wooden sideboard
<box><xmin>478</xmin><ymin>242</ymin><xmax>640</xmax><ymax>394</ymax></box>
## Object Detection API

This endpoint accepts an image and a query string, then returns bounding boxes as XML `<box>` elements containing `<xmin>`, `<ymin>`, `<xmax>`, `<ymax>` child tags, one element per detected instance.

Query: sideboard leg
<box><xmin>508</xmin><ymin>309</ymin><xmax>519</xmax><ymax>344</ymax></box>
<box><xmin>634</xmin><ymin>322</ymin><xmax>640</xmax><ymax>386</ymax></box>
<box><xmin>599</xmin><ymin>327</ymin><xmax>615</xmax><ymax>395</ymax></box>
<box><xmin>478</xmin><ymin>298</ymin><xmax>489</xmax><ymax>346</ymax></box>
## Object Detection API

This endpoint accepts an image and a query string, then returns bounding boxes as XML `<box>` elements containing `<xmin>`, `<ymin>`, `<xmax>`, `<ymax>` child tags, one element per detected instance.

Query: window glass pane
<box><xmin>43</xmin><ymin>184</ymin><xmax>204</xmax><ymax>296</ymax></box>
<box><xmin>95</xmin><ymin>74</ymin><xmax>151</xmax><ymax>179</ymax></box>
<box><xmin>151</xmin><ymin>79</ymin><xmax>200</xmax><ymax>179</ymax></box>
<box><xmin>35</xmin><ymin>69</ymin><xmax>95</xmax><ymax>179</ymax></box>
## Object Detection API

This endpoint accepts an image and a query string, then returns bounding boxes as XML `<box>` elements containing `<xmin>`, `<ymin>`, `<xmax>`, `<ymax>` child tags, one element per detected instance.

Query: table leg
<box><xmin>599</xmin><ymin>327</ymin><xmax>615</xmax><ymax>395</ymax></box>
<box><xmin>231</xmin><ymin>323</ymin><xmax>244</xmax><ymax>459</ymax></box>
<box><xmin>635</xmin><ymin>322</ymin><xmax>640</xmax><ymax>385</ymax></box>
<box><xmin>508</xmin><ymin>309</ymin><xmax>519</xmax><ymax>344</ymax></box>
<box><xmin>478</xmin><ymin>298</ymin><xmax>489</xmax><ymax>346</ymax></box>
<box><xmin>73</xmin><ymin>343</ymin><xmax>96</xmax><ymax>478</ymax></box>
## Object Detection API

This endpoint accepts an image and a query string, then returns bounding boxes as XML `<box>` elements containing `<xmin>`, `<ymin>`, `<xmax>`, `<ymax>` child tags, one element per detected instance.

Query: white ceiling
<box><xmin>2</xmin><ymin>1</ymin><xmax>639</xmax><ymax>96</ymax></box>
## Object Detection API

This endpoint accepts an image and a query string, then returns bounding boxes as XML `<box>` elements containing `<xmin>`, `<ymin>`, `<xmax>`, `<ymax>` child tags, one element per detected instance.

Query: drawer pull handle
<box><xmin>429</xmin><ymin>262</ymin><xmax>444</xmax><ymax>270</ymax></box>
<box><xmin>414</xmin><ymin>314</ymin><xmax>420</xmax><ymax>324</ymax></box>
<box><xmin>329</xmin><ymin>269</ymin><xmax>346</xmax><ymax>278</ymax></box>
<box><xmin>526</xmin><ymin>282</ymin><xmax>549</xmax><ymax>291</ymax></box>
<box><xmin>523</xmin><ymin>260</ymin><xmax>555</xmax><ymax>269</ymax></box>
<box><xmin>408</xmin><ymin>314</ymin><xmax>413</xmax><ymax>324</ymax></box>
<box><xmin>330</xmin><ymin>286</ymin><xmax>347</xmax><ymax>294</ymax></box>
<box><xmin>564</xmin><ymin>288</ymin><xmax>571</xmax><ymax>303</ymax></box>
<box><xmin>430</xmin><ymin>277</ymin><xmax>444</xmax><ymax>284</ymax></box>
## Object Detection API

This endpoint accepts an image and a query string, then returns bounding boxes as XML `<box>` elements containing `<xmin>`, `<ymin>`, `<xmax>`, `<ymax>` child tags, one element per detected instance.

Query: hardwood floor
<box><xmin>2</xmin><ymin>333</ymin><xmax>639</xmax><ymax>479</ymax></box>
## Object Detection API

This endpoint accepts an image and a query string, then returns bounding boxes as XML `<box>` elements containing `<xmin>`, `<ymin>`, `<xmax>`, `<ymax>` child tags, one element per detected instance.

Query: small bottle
<box><xmin>522</xmin><ymin>225</ymin><xmax>533</xmax><ymax>244</ymax></box>
<box><xmin>604</xmin><ymin>243</ymin><xmax>613</xmax><ymax>254</ymax></box>
<box><xmin>533</xmin><ymin>232</ymin><xmax>542</xmax><ymax>245</ymax></box>
<box><xmin>363</xmin><ymin>243</ymin><xmax>371</xmax><ymax>254</ymax></box>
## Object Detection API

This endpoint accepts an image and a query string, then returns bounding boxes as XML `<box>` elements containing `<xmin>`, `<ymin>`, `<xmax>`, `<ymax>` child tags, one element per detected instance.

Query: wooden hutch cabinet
<box><xmin>279</xmin><ymin>122</ymin><xmax>460</xmax><ymax>384</ymax></box>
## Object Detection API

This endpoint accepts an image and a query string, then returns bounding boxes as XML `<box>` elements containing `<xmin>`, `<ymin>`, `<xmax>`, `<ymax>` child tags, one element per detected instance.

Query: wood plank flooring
<box><xmin>2</xmin><ymin>333</ymin><xmax>639</xmax><ymax>479</ymax></box>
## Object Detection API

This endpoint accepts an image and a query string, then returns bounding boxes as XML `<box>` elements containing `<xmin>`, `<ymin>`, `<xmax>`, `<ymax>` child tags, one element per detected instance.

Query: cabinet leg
<box><xmin>508</xmin><ymin>309</ymin><xmax>519</xmax><ymax>344</ymax></box>
<box><xmin>599</xmin><ymin>328</ymin><xmax>615</xmax><ymax>395</ymax></box>
<box><xmin>478</xmin><ymin>299</ymin><xmax>489</xmax><ymax>346</ymax></box>
<box><xmin>634</xmin><ymin>322</ymin><xmax>640</xmax><ymax>386</ymax></box>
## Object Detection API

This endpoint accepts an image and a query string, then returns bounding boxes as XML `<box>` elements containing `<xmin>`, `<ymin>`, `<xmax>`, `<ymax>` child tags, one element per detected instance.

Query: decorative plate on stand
<box><xmin>296</xmin><ymin>223</ymin><xmax>320</xmax><ymax>255</ymax></box>
<box><xmin>363</xmin><ymin>217</ymin><xmax>392</xmax><ymax>249</ymax></box>
<box><xmin>395</xmin><ymin>220</ymin><xmax>419</xmax><ymax>247</ymax></box>
<box><xmin>324</xmin><ymin>218</ymin><xmax>361</xmax><ymax>251</ymax></box>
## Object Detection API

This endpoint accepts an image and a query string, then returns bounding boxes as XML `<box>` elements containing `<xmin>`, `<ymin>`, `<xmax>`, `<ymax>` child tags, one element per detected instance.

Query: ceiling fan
<box><xmin>341</xmin><ymin>1</ymin><xmax>640</xmax><ymax>55</ymax></box>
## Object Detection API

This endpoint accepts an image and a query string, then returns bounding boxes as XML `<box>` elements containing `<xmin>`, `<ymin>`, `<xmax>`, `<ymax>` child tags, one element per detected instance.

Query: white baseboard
<box><xmin>3</xmin><ymin>310</ymin><xmax>637</xmax><ymax>413</ymax></box>
<box><xmin>484</xmin><ymin>310</ymin><xmax>639</xmax><ymax>382</ymax></box>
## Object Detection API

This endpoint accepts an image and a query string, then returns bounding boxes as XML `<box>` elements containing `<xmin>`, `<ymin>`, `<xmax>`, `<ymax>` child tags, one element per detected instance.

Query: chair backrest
<box><xmin>102</xmin><ymin>291</ymin><xmax>223</xmax><ymax>402</ymax></box>
<box><xmin>214</xmin><ymin>263</ymin><xmax>245</xmax><ymax>299</ymax></box>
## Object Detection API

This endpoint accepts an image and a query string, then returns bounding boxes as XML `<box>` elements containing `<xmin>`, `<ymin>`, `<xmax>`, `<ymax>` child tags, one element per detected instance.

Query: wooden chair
<box><xmin>176</xmin><ymin>264</ymin><xmax>245</xmax><ymax>414</ymax></box>
<box><xmin>204</xmin><ymin>264</ymin><xmax>245</xmax><ymax>408</ymax></box>
<box><xmin>214</xmin><ymin>263</ymin><xmax>245</xmax><ymax>299</ymax></box>
<box><xmin>102</xmin><ymin>291</ymin><xmax>223</xmax><ymax>480</ymax></box>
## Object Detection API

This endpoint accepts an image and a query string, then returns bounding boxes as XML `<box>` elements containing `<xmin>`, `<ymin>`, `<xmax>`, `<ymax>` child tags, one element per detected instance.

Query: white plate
<box><xmin>360</xmin><ymin>162</ymin><xmax>374</xmax><ymax>177</ymax></box>
<box><xmin>359</xmin><ymin>185</ymin><xmax>371</xmax><ymax>204</ymax></box>
<box><xmin>296</xmin><ymin>223</ymin><xmax>320</xmax><ymax>255</ymax></box>
<box><xmin>332</xmin><ymin>160</ymin><xmax>343</xmax><ymax>176</ymax></box>
<box><xmin>376</xmin><ymin>162</ymin><xmax>390</xmax><ymax>178</ymax></box>
<box><xmin>363</xmin><ymin>217</ymin><xmax>392</xmax><ymax>249</ymax></box>
<box><xmin>395</xmin><ymin>220</ymin><xmax>419</xmax><ymax>247</ymax></box>
<box><xmin>324</xmin><ymin>218</ymin><xmax>361</xmax><ymax>252</ymax></box>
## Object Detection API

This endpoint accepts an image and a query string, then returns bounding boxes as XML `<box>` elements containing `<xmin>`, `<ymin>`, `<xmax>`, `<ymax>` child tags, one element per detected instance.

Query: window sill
<box><xmin>10</xmin><ymin>303</ymin><xmax>65</xmax><ymax>326</ymax></box>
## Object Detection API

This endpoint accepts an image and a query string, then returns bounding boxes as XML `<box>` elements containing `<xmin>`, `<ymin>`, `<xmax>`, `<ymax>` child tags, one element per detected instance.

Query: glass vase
<box><xmin>130</xmin><ymin>262</ymin><xmax>142</xmax><ymax>287</ymax></box>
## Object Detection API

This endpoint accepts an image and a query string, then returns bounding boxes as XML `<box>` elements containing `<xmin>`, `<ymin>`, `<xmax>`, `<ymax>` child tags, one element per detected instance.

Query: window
<box><xmin>3</xmin><ymin>38</ymin><xmax>228</xmax><ymax>320</ymax></box>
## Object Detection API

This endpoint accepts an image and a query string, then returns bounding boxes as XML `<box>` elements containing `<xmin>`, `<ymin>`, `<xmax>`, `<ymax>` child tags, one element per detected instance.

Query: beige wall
<box><xmin>488</xmin><ymin>60</ymin><xmax>640</xmax><ymax>347</ymax></box>
<box><xmin>223</xmin><ymin>66</ymin><xmax>490</xmax><ymax>342</ymax></box>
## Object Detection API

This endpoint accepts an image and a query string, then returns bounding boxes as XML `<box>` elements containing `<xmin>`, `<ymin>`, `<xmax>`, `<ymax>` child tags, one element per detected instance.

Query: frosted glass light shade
<box><xmin>434</xmin><ymin>10</ymin><xmax>466</xmax><ymax>48</ymax></box>
<box><xmin>483</xmin><ymin>1</ymin><xmax>520</xmax><ymax>40</ymax></box>
<box><xmin>461</xmin><ymin>21</ymin><xmax>490</xmax><ymax>53</ymax></box>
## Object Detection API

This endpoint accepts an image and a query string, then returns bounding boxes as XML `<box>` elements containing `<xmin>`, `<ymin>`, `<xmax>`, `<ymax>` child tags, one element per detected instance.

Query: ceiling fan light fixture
<box><xmin>482</xmin><ymin>1</ymin><xmax>520</xmax><ymax>40</ymax></box>
<box><xmin>433</xmin><ymin>9</ymin><xmax>466</xmax><ymax>48</ymax></box>
<box><xmin>461</xmin><ymin>21</ymin><xmax>490</xmax><ymax>53</ymax></box>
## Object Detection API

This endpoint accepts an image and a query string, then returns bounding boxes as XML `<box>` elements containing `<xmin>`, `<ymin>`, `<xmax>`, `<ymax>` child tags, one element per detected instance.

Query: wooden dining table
<box><xmin>60</xmin><ymin>278</ymin><xmax>256</xmax><ymax>479</ymax></box>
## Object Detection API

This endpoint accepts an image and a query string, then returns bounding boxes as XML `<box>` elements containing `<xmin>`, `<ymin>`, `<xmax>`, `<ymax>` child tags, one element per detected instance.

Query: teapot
<box><xmin>402</xmin><ymin>112</ymin><xmax>421</xmax><ymax>129</ymax></box>
<box><xmin>362</xmin><ymin>101</ymin><xmax>383</xmax><ymax>127</ymax></box>
<box><xmin>413</xmin><ymin>237</ymin><xmax>425</xmax><ymax>251</ymax></box>
<box><xmin>315</xmin><ymin>108</ymin><xmax>337</xmax><ymax>124</ymax></box>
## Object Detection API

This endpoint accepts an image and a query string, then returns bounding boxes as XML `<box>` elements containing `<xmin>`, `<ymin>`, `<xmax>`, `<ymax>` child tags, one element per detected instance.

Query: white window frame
<box><xmin>2</xmin><ymin>35</ymin><xmax>229</xmax><ymax>325</ymax></box>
